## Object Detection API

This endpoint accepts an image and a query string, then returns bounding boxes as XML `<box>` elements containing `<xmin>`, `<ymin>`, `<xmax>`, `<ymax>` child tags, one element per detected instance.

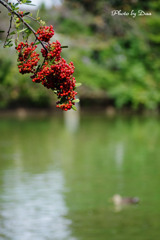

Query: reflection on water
<box><xmin>0</xmin><ymin>118</ymin><xmax>76</xmax><ymax>240</ymax></box>
<box><xmin>0</xmin><ymin>115</ymin><xmax>160</xmax><ymax>240</ymax></box>
<box><xmin>0</xmin><ymin>169</ymin><xmax>73</xmax><ymax>240</ymax></box>
<box><xmin>64</xmin><ymin>106</ymin><xmax>80</xmax><ymax>133</ymax></box>
<box><xmin>115</xmin><ymin>142</ymin><xmax>124</xmax><ymax>170</ymax></box>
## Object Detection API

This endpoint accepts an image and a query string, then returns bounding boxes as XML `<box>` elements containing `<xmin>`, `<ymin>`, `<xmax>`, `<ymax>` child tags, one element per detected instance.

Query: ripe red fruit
<box><xmin>16</xmin><ymin>25</ymin><xmax>78</xmax><ymax>111</ymax></box>
<box><xmin>36</xmin><ymin>25</ymin><xmax>54</xmax><ymax>42</ymax></box>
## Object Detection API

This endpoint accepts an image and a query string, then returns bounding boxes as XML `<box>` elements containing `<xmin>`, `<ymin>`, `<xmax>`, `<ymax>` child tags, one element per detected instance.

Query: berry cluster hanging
<box><xmin>16</xmin><ymin>24</ymin><xmax>79</xmax><ymax>111</ymax></box>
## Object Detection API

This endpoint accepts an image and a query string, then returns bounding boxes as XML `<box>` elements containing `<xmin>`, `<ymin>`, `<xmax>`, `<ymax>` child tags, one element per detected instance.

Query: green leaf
<box><xmin>72</xmin><ymin>99</ymin><xmax>80</xmax><ymax>103</ymax></box>
<box><xmin>61</xmin><ymin>46</ymin><xmax>68</xmax><ymax>48</ymax></box>
<box><xmin>4</xmin><ymin>39</ymin><xmax>13</xmax><ymax>47</ymax></box>
<box><xmin>36</xmin><ymin>9</ymin><xmax>40</xmax><ymax>18</ymax></box>
<box><xmin>0</xmin><ymin>30</ymin><xmax>5</xmax><ymax>33</ymax></box>
<box><xmin>15</xmin><ymin>39</ymin><xmax>18</xmax><ymax>47</ymax></box>
<box><xmin>22</xmin><ymin>0</ymin><xmax>36</xmax><ymax>5</ymax></box>
<box><xmin>5</xmin><ymin>44</ymin><xmax>13</xmax><ymax>48</ymax></box>
<box><xmin>9</xmin><ymin>31</ymin><xmax>16</xmax><ymax>35</ymax></box>
<box><xmin>17</xmin><ymin>28</ymin><xmax>27</xmax><ymax>33</ymax></box>
<box><xmin>6</xmin><ymin>38</ymin><xmax>12</xmax><ymax>43</ymax></box>
<box><xmin>72</xmin><ymin>105</ymin><xmax>77</xmax><ymax>111</ymax></box>
<box><xmin>23</xmin><ymin>29</ymin><xmax>32</xmax><ymax>39</ymax></box>
<box><xmin>15</xmin><ymin>23</ymin><xmax>21</xmax><ymax>28</ymax></box>
<box><xmin>23</xmin><ymin>12</ymin><xmax>30</xmax><ymax>16</ymax></box>
<box><xmin>25</xmin><ymin>29</ymin><xmax>31</xmax><ymax>33</ymax></box>
<box><xmin>75</xmin><ymin>83</ymin><xmax>82</xmax><ymax>87</ymax></box>
<box><xmin>33</xmin><ymin>41</ymin><xmax>41</xmax><ymax>46</ymax></box>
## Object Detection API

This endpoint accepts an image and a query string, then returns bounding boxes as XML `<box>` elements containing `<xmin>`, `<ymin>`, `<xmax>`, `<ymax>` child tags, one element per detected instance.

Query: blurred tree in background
<box><xmin>0</xmin><ymin>0</ymin><xmax>160</xmax><ymax>110</ymax></box>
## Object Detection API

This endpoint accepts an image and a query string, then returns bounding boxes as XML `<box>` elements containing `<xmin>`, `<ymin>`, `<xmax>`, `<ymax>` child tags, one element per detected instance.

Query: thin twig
<box><xmin>25</xmin><ymin>15</ymin><xmax>39</xmax><ymax>22</ymax></box>
<box><xmin>0</xmin><ymin>0</ymin><xmax>48</xmax><ymax>52</ymax></box>
<box><xmin>4</xmin><ymin>14</ymin><xmax>13</xmax><ymax>47</ymax></box>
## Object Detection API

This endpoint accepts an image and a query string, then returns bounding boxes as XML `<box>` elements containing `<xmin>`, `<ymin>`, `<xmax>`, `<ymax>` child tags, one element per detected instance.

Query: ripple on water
<box><xmin>0</xmin><ymin>169</ymin><xmax>76</xmax><ymax>240</ymax></box>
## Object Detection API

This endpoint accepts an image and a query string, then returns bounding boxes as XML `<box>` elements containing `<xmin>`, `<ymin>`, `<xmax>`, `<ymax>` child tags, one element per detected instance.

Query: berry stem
<box><xmin>0</xmin><ymin>0</ymin><xmax>48</xmax><ymax>52</ymax></box>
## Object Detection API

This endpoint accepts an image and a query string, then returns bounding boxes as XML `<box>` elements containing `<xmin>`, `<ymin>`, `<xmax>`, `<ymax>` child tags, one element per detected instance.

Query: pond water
<box><xmin>0</xmin><ymin>113</ymin><xmax>160</xmax><ymax>240</ymax></box>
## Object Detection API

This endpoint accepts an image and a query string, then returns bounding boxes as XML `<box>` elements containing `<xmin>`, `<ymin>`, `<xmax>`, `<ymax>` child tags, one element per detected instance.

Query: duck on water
<box><xmin>112</xmin><ymin>194</ymin><xmax>140</xmax><ymax>211</ymax></box>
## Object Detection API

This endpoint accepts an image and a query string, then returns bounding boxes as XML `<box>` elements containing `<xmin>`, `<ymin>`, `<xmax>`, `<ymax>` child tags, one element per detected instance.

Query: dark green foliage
<box><xmin>145</xmin><ymin>15</ymin><xmax>160</xmax><ymax>44</ymax></box>
<box><xmin>64</xmin><ymin>0</ymin><xmax>159</xmax><ymax>13</ymax></box>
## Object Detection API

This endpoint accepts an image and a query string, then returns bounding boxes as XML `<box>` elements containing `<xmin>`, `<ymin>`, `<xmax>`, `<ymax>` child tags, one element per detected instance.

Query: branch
<box><xmin>4</xmin><ymin>13</ymin><xmax>13</xmax><ymax>47</ymax></box>
<box><xmin>0</xmin><ymin>0</ymin><xmax>48</xmax><ymax>52</ymax></box>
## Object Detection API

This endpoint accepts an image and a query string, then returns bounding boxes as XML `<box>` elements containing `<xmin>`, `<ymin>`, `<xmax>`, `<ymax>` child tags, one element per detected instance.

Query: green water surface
<box><xmin>0</xmin><ymin>114</ymin><xmax>160</xmax><ymax>240</ymax></box>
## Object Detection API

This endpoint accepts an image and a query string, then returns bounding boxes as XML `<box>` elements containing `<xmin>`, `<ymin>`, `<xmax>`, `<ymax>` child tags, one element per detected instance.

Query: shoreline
<box><xmin>0</xmin><ymin>106</ymin><xmax>159</xmax><ymax>119</ymax></box>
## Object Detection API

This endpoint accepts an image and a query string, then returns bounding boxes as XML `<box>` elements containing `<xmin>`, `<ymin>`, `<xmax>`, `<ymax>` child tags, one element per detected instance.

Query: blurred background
<box><xmin>0</xmin><ymin>0</ymin><xmax>160</xmax><ymax>240</ymax></box>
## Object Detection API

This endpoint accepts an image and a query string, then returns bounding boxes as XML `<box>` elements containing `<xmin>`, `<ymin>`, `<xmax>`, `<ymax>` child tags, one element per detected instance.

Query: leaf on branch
<box><xmin>72</xmin><ymin>99</ymin><xmax>80</xmax><ymax>103</ymax></box>
<box><xmin>61</xmin><ymin>46</ymin><xmax>68</xmax><ymax>48</ymax></box>
<box><xmin>23</xmin><ymin>29</ymin><xmax>32</xmax><ymax>39</ymax></box>
<box><xmin>21</xmin><ymin>0</ymin><xmax>36</xmax><ymax>6</ymax></box>
<box><xmin>33</xmin><ymin>41</ymin><xmax>41</xmax><ymax>45</ymax></box>
<box><xmin>15</xmin><ymin>23</ymin><xmax>21</xmax><ymax>28</ymax></box>
<box><xmin>9</xmin><ymin>31</ymin><xmax>16</xmax><ymax>35</ymax></box>
<box><xmin>10</xmin><ymin>3</ymin><xmax>19</xmax><ymax>11</ymax></box>
<box><xmin>5</xmin><ymin>44</ymin><xmax>13</xmax><ymax>48</ymax></box>
<box><xmin>72</xmin><ymin>105</ymin><xmax>77</xmax><ymax>111</ymax></box>
<box><xmin>25</xmin><ymin>29</ymin><xmax>32</xmax><ymax>33</ymax></box>
<box><xmin>17</xmin><ymin>28</ymin><xmax>27</xmax><ymax>33</ymax></box>
<box><xmin>36</xmin><ymin>9</ymin><xmax>40</xmax><ymax>18</ymax></box>
<box><xmin>75</xmin><ymin>83</ymin><xmax>82</xmax><ymax>87</ymax></box>
<box><xmin>23</xmin><ymin>12</ymin><xmax>30</xmax><ymax>16</ymax></box>
<box><xmin>6</xmin><ymin>38</ymin><xmax>12</xmax><ymax>43</ymax></box>
<box><xmin>4</xmin><ymin>39</ymin><xmax>13</xmax><ymax>48</ymax></box>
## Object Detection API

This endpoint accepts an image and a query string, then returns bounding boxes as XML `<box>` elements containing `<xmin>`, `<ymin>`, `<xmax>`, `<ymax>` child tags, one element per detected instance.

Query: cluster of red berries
<box><xmin>41</xmin><ymin>40</ymin><xmax>62</xmax><ymax>61</ymax></box>
<box><xmin>18</xmin><ymin>11</ymin><xmax>24</xmax><ymax>17</ymax></box>
<box><xmin>16</xmin><ymin>11</ymin><xmax>24</xmax><ymax>23</ymax></box>
<box><xmin>31</xmin><ymin>58</ymin><xmax>77</xmax><ymax>110</ymax></box>
<box><xmin>16</xmin><ymin>25</ymin><xmax>78</xmax><ymax>111</ymax></box>
<box><xmin>16</xmin><ymin>42</ymin><xmax>40</xmax><ymax>74</ymax></box>
<box><xmin>36</xmin><ymin>25</ymin><xmax>54</xmax><ymax>42</ymax></box>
